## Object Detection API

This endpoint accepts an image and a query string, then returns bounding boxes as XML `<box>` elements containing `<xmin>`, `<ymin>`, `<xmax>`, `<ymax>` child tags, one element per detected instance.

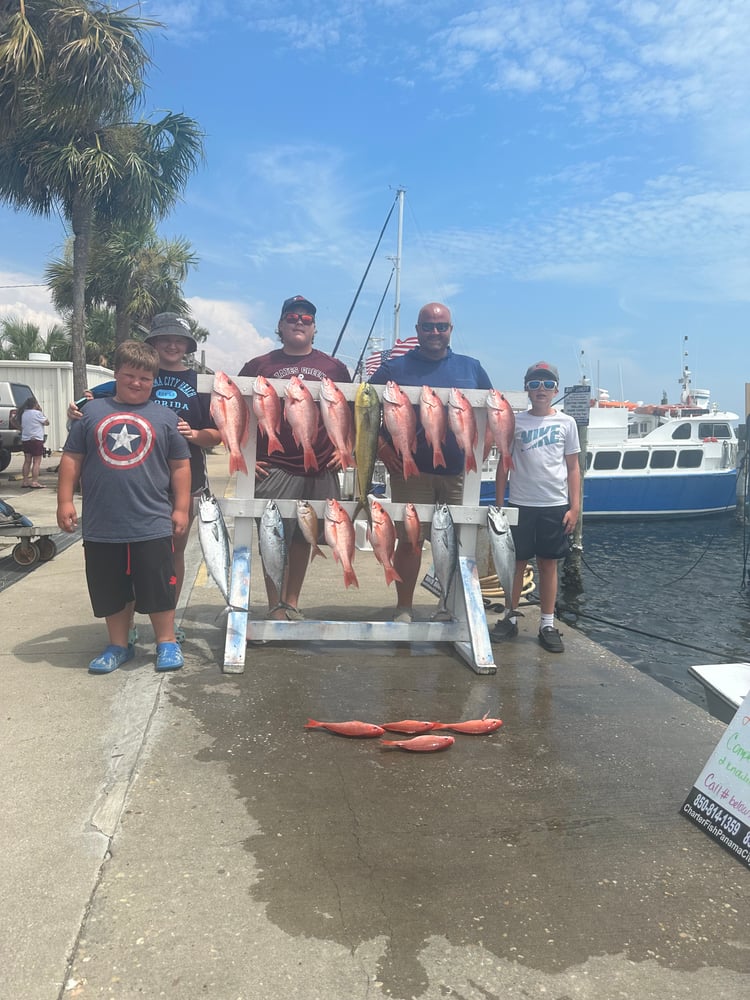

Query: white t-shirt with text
<box><xmin>508</xmin><ymin>409</ymin><xmax>580</xmax><ymax>507</ymax></box>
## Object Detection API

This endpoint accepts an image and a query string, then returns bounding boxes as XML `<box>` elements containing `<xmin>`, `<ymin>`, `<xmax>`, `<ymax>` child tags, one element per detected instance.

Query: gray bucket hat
<box><xmin>145</xmin><ymin>313</ymin><xmax>198</xmax><ymax>354</ymax></box>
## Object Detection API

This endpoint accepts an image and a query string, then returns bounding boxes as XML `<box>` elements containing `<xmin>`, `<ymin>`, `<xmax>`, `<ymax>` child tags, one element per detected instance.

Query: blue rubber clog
<box><xmin>155</xmin><ymin>641</ymin><xmax>184</xmax><ymax>672</ymax></box>
<box><xmin>88</xmin><ymin>644</ymin><xmax>135</xmax><ymax>675</ymax></box>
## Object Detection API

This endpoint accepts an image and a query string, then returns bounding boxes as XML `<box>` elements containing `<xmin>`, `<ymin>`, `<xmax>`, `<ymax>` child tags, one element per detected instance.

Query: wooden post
<box><xmin>562</xmin><ymin>423</ymin><xmax>586</xmax><ymax>593</ymax></box>
<box><xmin>561</xmin><ymin>384</ymin><xmax>591</xmax><ymax>594</ymax></box>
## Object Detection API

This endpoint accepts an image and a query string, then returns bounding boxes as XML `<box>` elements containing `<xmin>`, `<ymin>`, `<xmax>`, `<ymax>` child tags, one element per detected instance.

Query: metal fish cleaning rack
<box><xmin>197</xmin><ymin>376</ymin><xmax>520</xmax><ymax>675</ymax></box>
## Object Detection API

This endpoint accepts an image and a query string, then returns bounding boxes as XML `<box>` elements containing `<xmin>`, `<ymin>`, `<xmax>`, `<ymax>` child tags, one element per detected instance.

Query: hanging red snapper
<box><xmin>447</xmin><ymin>386</ymin><xmax>478</xmax><ymax>474</ymax></box>
<box><xmin>380</xmin><ymin>734</ymin><xmax>455</xmax><ymax>752</ymax></box>
<box><xmin>324</xmin><ymin>497</ymin><xmax>359</xmax><ymax>588</ymax></box>
<box><xmin>486</xmin><ymin>389</ymin><xmax>515</xmax><ymax>473</ymax></box>
<box><xmin>419</xmin><ymin>385</ymin><xmax>447</xmax><ymax>469</ymax></box>
<box><xmin>284</xmin><ymin>375</ymin><xmax>320</xmax><ymax>472</ymax></box>
<box><xmin>383</xmin><ymin>380</ymin><xmax>419</xmax><ymax>479</ymax></box>
<box><xmin>305</xmin><ymin>719</ymin><xmax>385</xmax><ymax>737</ymax></box>
<box><xmin>319</xmin><ymin>376</ymin><xmax>355</xmax><ymax>469</ymax></box>
<box><xmin>367</xmin><ymin>499</ymin><xmax>401</xmax><ymax>586</ymax></box>
<box><xmin>210</xmin><ymin>371</ymin><xmax>250</xmax><ymax>475</ymax></box>
<box><xmin>403</xmin><ymin>502</ymin><xmax>421</xmax><ymax>551</ymax></box>
<box><xmin>252</xmin><ymin>375</ymin><xmax>283</xmax><ymax>456</ymax></box>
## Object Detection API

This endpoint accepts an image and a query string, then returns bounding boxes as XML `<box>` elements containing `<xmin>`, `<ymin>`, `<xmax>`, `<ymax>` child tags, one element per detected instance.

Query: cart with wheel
<box><xmin>0</xmin><ymin>498</ymin><xmax>58</xmax><ymax>567</ymax></box>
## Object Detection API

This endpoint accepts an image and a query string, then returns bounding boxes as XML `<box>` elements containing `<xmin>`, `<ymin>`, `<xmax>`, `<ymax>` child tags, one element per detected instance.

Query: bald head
<box><xmin>418</xmin><ymin>302</ymin><xmax>451</xmax><ymax>326</ymax></box>
<box><xmin>416</xmin><ymin>302</ymin><xmax>453</xmax><ymax>360</ymax></box>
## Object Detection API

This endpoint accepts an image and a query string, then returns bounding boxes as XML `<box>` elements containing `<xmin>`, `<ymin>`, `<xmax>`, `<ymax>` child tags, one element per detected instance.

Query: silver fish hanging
<box><xmin>431</xmin><ymin>502</ymin><xmax>458</xmax><ymax>620</ymax></box>
<box><xmin>259</xmin><ymin>500</ymin><xmax>287</xmax><ymax>598</ymax></box>
<box><xmin>197</xmin><ymin>492</ymin><xmax>232</xmax><ymax>605</ymax></box>
<box><xmin>486</xmin><ymin>505</ymin><xmax>517</xmax><ymax>611</ymax></box>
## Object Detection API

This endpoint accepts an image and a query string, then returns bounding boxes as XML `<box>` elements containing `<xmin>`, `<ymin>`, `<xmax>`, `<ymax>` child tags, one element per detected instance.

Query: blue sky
<box><xmin>1</xmin><ymin>0</ymin><xmax>749</xmax><ymax>415</ymax></box>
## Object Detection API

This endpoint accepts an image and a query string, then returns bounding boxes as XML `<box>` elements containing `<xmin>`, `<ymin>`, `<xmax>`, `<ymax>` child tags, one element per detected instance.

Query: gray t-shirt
<box><xmin>63</xmin><ymin>397</ymin><xmax>190</xmax><ymax>542</ymax></box>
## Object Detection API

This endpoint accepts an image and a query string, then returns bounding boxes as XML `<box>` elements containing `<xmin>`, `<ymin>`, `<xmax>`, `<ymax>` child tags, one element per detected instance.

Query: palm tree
<box><xmin>0</xmin><ymin>315</ymin><xmax>68</xmax><ymax>360</ymax></box>
<box><xmin>41</xmin><ymin>322</ymin><xmax>70</xmax><ymax>360</ymax></box>
<box><xmin>0</xmin><ymin>317</ymin><xmax>43</xmax><ymax>359</ymax></box>
<box><xmin>84</xmin><ymin>306</ymin><xmax>116</xmax><ymax>365</ymax></box>
<box><xmin>46</xmin><ymin>220</ymin><xmax>198</xmax><ymax>344</ymax></box>
<box><xmin>0</xmin><ymin>315</ymin><xmax>68</xmax><ymax>359</ymax></box>
<box><xmin>0</xmin><ymin>1</ymin><xmax>203</xmax><ymax>395</ymax></box>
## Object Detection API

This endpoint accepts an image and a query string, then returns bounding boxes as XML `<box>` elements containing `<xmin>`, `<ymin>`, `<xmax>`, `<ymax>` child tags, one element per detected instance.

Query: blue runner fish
<box><xmin>487</xmin><ymin>505</ymin><xmax>516</xmax><ymax>611</ymax></box>
<box><xmin>197</xmin><ymin>492</ymin><xmax>232</xmax><ymax>605</ymax></box>
<box><xmin>431</xmin><ymin>502</ymin><xmax>458</xmax><ymax>619</ymax></box>
<box><xmin>259</xmin><ymin>500</ymin><xmax>287</xmax><ymax>597</ymax></box>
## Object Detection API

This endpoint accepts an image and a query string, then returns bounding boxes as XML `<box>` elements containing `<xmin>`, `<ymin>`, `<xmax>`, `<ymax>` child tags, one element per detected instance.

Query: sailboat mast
<box><xmin>393</xmin><ymin>187</ymin><xmax>405</xmax><ymax>345</ymax></box>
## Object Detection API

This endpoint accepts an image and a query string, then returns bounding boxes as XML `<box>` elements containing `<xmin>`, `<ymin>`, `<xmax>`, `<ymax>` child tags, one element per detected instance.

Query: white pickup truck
<box><xmin>0</xmin><ymin>380</ymin><xmax>35</xmax><ymax>472</ymax></box>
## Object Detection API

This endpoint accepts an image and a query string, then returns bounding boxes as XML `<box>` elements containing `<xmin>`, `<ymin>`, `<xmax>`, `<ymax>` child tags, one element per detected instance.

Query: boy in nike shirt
<box><xmin>493</xmin><ymin>361</ymin><xmax>580</xmax><ymax>653</ymax></box>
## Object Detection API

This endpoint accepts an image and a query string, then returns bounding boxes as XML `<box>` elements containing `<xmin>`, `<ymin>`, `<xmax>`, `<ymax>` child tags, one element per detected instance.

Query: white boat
<box><xmin>688</xmin><ymin>663</ymin><xmax>750</xmax><ymax>724</ymax></box>
<box><xmin>581</xmin><ymin>373</ymin><xmax>739</xmax><ymax>518</ymax></box>
<box><xmin>479</xmin><ymin>365</ymin><xmax>740</xmax><ymax>518</ymax></box>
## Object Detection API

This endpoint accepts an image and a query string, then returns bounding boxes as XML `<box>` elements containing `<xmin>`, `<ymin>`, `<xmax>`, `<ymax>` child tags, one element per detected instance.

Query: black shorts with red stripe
<box><xmin>83</xmin><ymin>536</ymin><xmax>176</xmax><ymax>618</ymax></box>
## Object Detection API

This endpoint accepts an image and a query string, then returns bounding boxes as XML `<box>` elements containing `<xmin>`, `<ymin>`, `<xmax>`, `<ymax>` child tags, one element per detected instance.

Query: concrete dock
<box><xmin>1</xmin><ymin>450</ymin><xmax>749</xmax><ymax>1000</ymax></box>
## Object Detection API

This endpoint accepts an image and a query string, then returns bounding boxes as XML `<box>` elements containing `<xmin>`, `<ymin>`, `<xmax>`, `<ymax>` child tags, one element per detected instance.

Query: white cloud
<box><xmin>0</xmin><ymin>275</ymin><xmax>59</xmax><ymax>333</ymax></box>
<box><xmin>188</xmin><ymin>296</ymin><xmax>275</xmax><ymax>374</ymax></box>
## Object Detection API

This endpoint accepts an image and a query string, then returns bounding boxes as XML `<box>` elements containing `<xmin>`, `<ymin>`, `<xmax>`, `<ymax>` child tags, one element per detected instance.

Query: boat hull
<box><xmin>480</xmin><ymin>469</ymin><xmax>737</xmax><ymax>518</ymax></box>
<box><xmin>581</xmin><ymin>469</ymin><xmax>737</xmax><ymax>518</ymax></box>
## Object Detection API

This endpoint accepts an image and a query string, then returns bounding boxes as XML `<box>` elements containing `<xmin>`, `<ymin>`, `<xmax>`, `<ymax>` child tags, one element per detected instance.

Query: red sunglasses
<box><xmin>283</xmin><ymin>312</ymin><xmax>315</xmax><ymax>326</ymax></box>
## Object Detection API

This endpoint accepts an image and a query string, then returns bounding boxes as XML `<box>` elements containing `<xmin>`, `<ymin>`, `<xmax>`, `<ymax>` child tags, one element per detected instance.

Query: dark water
<box><xmin>555</xmin><ymin>513</ymin><xmax>750</xmax><ymax>710</ymax></box>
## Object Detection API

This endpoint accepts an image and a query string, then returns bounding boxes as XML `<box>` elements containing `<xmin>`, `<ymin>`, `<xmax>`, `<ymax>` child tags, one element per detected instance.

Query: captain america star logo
<box><xmin>94</xmin><ymin>412</ymin><xmax>156</xmax><ymax>468</ymax></box>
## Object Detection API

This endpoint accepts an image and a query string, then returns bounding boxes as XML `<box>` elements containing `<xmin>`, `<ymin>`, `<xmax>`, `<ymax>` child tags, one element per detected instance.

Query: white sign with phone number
<box><xmin>682</xmin><ymin>691</ymin><xmax>750</xmax><ymax>870</ymax></box>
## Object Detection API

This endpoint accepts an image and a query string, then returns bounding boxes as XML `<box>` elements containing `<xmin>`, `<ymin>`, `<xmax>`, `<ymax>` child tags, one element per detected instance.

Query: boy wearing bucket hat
<box><xmin>492</xmin><ymin>361</ymin><xmax>580</xmax><ymax>653</ymax></box>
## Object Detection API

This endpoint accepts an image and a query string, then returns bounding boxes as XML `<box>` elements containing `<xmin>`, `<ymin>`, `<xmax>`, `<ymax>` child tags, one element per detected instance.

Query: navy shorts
<box><xmin>510</xmin><ymin>504</ymin><xmax>571</xmax><ymax>561</ymax></box>
<box><xmin>83</xmin><ymin>537</ymin><xmax>176</xmax><ymax>618</ymax></box>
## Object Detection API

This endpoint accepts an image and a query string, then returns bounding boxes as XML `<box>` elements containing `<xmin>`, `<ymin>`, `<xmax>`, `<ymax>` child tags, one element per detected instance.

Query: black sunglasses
<box><xmin>419</xmin><ymin>322</ymin><xmax>450</xmax><ymax>333</ymax></box>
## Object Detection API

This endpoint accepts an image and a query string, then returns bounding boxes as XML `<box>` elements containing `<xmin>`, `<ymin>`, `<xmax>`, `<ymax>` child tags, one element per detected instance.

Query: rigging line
<box><xmin>741</xmin><ymin>414</ymin><xmax>750</xmax><ymax>589</ymax></box>
<box><xmin>353</xmin><ymin>269</ymin><xmax>395</xmax><ymax>379</ymax></box>
<box><xmin>575</xmin><ymin>510</ymin><xmax>735</xmax><ymax>591</ymax></box>
<box><xmin>331</xmin><ymin>193</ymin><xmax>398</xmax><ymax>359</ymax></box>
<box><xmin>0</xmin><ymin>283</ymin><xmax>48</xmax><ymax>289</ymax></box>
<box><xmin>560</xmin><ymin>606</ymin><xmax>745</xmax><ymax>661</ymax></box>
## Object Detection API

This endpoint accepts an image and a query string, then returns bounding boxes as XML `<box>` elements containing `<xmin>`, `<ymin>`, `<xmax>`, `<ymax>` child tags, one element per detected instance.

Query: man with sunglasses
<box><xmin>492</xmin><ymin>362</ymin><xmax>580</xmax><ymax>653</ymax></box>
<box><xmin>369</xmin><ymin>302</ymin><xmax>492</xmax><ymax>623</ymax></box>
<box><xmin>238</xmin><ymin>295</ymin><xmax>351</xmax><ymax>620</ymax></box>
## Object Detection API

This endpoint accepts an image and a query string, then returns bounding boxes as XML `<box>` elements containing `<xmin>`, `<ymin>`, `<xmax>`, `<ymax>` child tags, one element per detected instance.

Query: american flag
<box><xmin>363</xmin><ymin>336</ymin><xmax>419</xmax><ymax>377</ymax></box>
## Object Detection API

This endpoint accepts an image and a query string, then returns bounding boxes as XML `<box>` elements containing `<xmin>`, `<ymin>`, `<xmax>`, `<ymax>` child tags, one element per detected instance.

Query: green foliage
<box><xmin>0</xmin><ymin>314</ymin><xmax>69</xmax><ymax>360</ymax></box>
<box><xmin>0</xmin><ymin>0</ymin><xmax>204</xmax><ymax>394</ymax></box>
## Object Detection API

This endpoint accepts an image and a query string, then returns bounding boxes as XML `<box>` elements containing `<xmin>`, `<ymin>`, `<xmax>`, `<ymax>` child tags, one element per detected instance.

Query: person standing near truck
<box><xmin>18</xmin><ymin>396</ymin><xmax>49</xmax><ymax>488</ymax></box>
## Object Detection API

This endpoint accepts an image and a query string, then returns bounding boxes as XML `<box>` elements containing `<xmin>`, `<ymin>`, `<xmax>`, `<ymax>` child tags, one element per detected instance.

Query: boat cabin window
<box><xmin>592</xmin><ymin>451</ymin><xmax>621</xmax><ymax>471</ymax></box>
<box><xmin>698</xmin><ymin>422</ymin><xmax>732</xmax><ymax>439</ymax></box>
<box><xmin>677</xmin><ymin>449</ymin><xmax>703</xmax><ymax>469</ymax></box>
<box><xmin>671</xmin><ymin>423</ymin><xmax>692</xmax><ymax>440</ymax></box>
<box><xmin>629</xmin><ymin>420</ymin><xmax>650</xmax><ymax>437</ymax></box>
<box><xmin>650</xmin><ymin>450</ymin><xmax>676</xmax><ymax>469</ymax></box>
<box><xmin>621</xmin><ymin>451</ymin><xmax>648</xmax><ymax>470</ymax></box>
